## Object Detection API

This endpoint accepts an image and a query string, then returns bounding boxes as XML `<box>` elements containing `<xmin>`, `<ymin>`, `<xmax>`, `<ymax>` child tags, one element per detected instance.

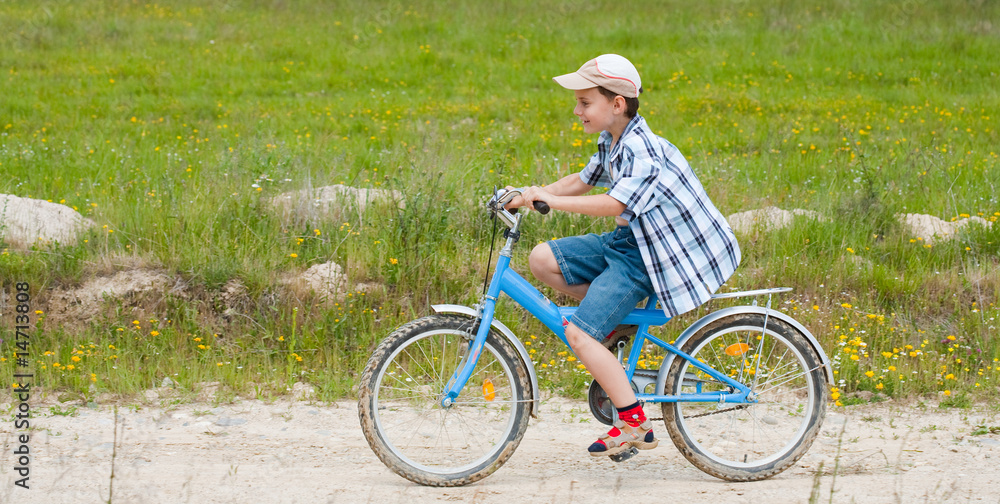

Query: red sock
<box><xmin>617</xmin><ymin>401</ymin><xmax>645</xmax><ymax>426</ymax></box>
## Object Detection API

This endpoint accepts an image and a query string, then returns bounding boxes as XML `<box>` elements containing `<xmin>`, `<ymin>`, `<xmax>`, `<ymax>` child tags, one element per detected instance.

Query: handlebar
<box><xmin>487</xmin><ymin>187</ymin><xmax>549</xmax><ymax>230</ymax></box>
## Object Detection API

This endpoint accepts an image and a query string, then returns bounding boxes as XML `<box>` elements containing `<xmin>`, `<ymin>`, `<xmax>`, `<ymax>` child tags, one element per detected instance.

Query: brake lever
<box><xmin>489</xmin><ymin>187</ymin><xmax>549</xmax><ymax>215</ymax></box>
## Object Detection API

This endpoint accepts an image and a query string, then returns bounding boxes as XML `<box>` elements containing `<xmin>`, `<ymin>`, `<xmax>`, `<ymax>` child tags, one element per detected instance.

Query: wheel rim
<box><xmin>371</xmin><ymin>329</ymin><xmax>520</xmax><ymax>475</ymax></box>
<box><xmin>673</xmin><ymin>323</ymin><xmax>818</xmax><ymax>468</ymax></box>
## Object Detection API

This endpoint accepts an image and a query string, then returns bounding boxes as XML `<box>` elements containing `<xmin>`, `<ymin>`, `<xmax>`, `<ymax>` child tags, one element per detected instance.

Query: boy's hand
<box><xmin>502</xmin><ymin>186</ymin><xmax>525</xmax><ymax>210</ymax></box>
<box><xmin>505</xmin><ymin>185</ymin><xmax>553</xmax><ymax>212</ymax></box>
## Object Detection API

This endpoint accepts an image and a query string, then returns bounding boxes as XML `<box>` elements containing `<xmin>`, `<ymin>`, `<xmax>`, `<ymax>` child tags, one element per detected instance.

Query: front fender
<box><xmin>432</xmin><ymin>304</ymin><xmax>540</xmax><ymax>418</ymax></box>
<box><xmin>655</xmin><ymin>306</ymin><xmax>833</xmax><ymax>395</ymax></box>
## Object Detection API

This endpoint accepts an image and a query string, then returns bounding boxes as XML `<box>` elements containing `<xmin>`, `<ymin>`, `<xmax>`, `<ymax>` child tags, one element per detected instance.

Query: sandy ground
<box><xmin>2</xmin><ymin>395</ymin><xmax>999</xmax><ymax>504</ymax></box>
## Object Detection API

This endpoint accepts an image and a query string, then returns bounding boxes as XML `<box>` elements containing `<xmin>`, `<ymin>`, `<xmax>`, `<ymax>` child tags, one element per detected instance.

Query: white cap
<box><xmin>552</xmin><ymin>54</ymin><xmax>642</xmax><ymax>98</ymax></box>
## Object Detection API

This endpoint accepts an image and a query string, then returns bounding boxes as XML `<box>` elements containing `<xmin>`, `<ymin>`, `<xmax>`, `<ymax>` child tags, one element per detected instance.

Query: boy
<box><xmin>507</xmin><ymin>54</ymin><xmax>741</xmax><ymax>457</ymax></box>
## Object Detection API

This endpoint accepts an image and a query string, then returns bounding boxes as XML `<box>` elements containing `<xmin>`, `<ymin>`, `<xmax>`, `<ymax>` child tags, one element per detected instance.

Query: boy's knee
<box><xmin>528</xmin><ymin>243</ymin><xmax>557</xmax><ymax>276</ymax></box>
<box><xmin>565</xmin><ymin>323</ymin><xmax>595</xmax><ymax>351</ymax></box>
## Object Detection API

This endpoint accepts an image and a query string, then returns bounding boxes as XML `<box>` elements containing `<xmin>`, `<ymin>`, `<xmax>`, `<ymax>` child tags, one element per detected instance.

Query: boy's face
<box><xmin>573</xmin><ymin>88</ymin><xmax>622</xmax><ymax>135</ymax></box>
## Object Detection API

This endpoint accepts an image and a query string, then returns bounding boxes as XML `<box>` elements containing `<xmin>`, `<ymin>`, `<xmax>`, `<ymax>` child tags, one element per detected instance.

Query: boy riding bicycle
<box><xmin>506</xmin><ymin>54</ymin><xmax>741</xmax><ymax>458</ymax></box>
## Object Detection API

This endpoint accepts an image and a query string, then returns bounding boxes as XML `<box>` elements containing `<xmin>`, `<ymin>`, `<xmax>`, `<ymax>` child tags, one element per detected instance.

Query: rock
<box><xmin>727</xmin><ymin>206</ymin><xmax>821</xmax><ymax>234</ymax></box>
<box><xmin>0</xmin><ymin>193</ymin><xmax>96</xmax><ymax>249</ymax></box>
<box><xmin>270</xmin><ymin>184</ymin><xmax>404</xmax><ymax>217</ymax></box>
<box><xmin>291</xmin><ymin>382</ymin><xmax>315</xmax><ymax>401</ymax></box>
<box><xmin>898</xmin><ymin>213</ymin><xmax>992</xmax><ymax>244</ymax></box>
<box><xmin>45</xmin><ymin>269</ymin><xmax>180</xmax><ymax>324</ymax></box>
<box><xmin>285</xmin><ymin>261</ymin><xmax>350</xmax><ymax>302</ymax></box>
<box><xmin>215</xmin><ymin>417</ymin><xmax>247</xmax><ymax>427</ymax></box>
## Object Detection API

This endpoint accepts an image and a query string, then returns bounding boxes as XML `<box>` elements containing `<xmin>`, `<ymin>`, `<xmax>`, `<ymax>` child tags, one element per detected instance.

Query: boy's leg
<box><xmin>566</xmin><ymin>322</ymin><xmax>658</xmax><ymax>456</ymax></box>
<box><xmin>528</xmin><ymin>242</ymin><xmax>590</xmax><ymax>301</ymax></box>
<box><xmin>564</xmin><ymin>323</ymin><xmax>635</xmax><ymax>405</ymax></box>
<box><xmin>561</xmin><ymin>227</ymin><xmax>657</xmax><ymax>456</ymax></box>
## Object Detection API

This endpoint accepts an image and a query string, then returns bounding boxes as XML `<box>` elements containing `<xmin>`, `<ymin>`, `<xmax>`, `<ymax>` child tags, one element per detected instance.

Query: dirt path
<box><xmin>3</xmin><ymin>396</ymin><xmax>999</xmax><ymax>503</ymax></box>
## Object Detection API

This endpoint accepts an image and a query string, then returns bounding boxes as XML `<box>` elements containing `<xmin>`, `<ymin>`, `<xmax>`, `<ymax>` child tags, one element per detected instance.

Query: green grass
<box><xmin>1</xmin><ymin>0</ymin><xmax>999</xmax><ymax>403</ymax></box>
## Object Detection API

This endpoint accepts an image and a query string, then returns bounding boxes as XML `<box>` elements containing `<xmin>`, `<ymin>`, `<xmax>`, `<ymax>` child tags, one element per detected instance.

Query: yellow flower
<box><xmin>876</xmin><ymin>383</ymin><xmax>884</xmax><ymax>390</ymax></box>
<box><xmin>217</xmin><ymin>362</ymin><xmax>224</xmax><ymax>367</ymax></box>
<box><xmin>841</xmin><ymin>303</ymin><xmax>852</xmax><ymax>309</ymax></box>
<box><xmin>389</xmin><ymin>257</ymin><xmax>399</xmax><ymax>265</ymax></box>
<box><xmin>71</xmin><ymin>356</ymin><xmax>81</xmax><ymax>362</ymax></box>
<box><xmin>66</xmin><ymin>365</ymin><xmax>75</xmax><ymax>370</ymax></box>
<box><xmin>150</xmin><ymin>330</ymin><xmax>159</xmax><ymax>336</ymax></box>
<box><xmin>90</xmin><ymin>374</ymin><xmax>97</xmax><ymax>382</ymax></box>
<box><xmin>865</xmin><ymin>370</ymin><xmax>874</xmax><ymax>378</ymax></box>
<box><xmin>943</xmin><ymin>390</ymin><xmax>951</xmax><ymax>396</ymax></box>
<box><xmin>289</xmin><ymin>253</ymin><xmax>298</xmax><ymax>258</ymax></box>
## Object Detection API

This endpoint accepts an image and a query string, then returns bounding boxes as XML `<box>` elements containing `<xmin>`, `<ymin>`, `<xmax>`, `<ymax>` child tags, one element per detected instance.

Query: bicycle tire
<box><xmin>358</xmin><ymin>314</ymin><xmax>531</xmax><ymax>486</ymax></box>
<box><xmin>661</xmin><ymin>313</ymin><xmax>827</xmax><ymax>481</ymax></box>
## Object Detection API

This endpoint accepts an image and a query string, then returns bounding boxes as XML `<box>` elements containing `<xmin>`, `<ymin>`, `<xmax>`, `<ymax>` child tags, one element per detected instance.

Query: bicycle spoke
<box><xmin>664</xmin><ymin>314</ymin><xmax>825</xmax><ymax>479</ymax></box>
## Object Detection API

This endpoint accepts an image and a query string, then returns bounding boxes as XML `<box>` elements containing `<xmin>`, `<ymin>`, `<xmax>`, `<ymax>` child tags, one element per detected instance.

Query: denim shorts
<box><xmin>548</xmin><ymin>226</ymin><xmax>654</xmax><ymax>340</ymax></box>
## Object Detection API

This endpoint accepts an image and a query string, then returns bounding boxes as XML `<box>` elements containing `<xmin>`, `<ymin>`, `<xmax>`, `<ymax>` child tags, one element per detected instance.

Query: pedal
<box><xmin>609</xmin><ymin>446</ymin><xmax>638</xmax><ymax>463</ymax></box>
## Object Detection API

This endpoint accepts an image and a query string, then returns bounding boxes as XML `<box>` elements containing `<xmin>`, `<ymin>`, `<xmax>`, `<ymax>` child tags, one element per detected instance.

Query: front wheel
<box><xmin>662</xmin><ymin>313</ymin><xmax>827</xmax><ymax>481</ymax></box>
<box><xmin>358</xmin><ymin>314</ymin><xmax>531</xmax><ymax>487</ymax></box>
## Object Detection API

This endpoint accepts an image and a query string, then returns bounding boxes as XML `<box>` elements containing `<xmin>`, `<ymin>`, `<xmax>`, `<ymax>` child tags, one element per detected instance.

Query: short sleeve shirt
<box><xmin>579</xmin><ymin>115</ymin><xmax>741</xmax><ymax>317</ymax></box>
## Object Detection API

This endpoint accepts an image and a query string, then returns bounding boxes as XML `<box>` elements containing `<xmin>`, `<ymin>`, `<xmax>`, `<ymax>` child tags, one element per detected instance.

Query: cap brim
<box><xmin>552</xmin><ymin>72</ymin><xmax>598</xmax><ymax>90</ymax></box>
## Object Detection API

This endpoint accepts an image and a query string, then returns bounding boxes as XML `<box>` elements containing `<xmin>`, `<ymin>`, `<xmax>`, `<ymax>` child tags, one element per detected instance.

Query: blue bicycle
<box><xmin>358</xmin><ymin>188</ymin><xmax>832</xmax><ymax>486</ymax></box>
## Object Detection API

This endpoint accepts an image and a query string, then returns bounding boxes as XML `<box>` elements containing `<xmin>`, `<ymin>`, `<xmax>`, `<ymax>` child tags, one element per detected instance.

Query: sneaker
<box><xmin>587</xmin><ymin>418</ymin><xmax>658</xmax><ymax>457</ymax></box>
<box><xmin>601</xmin><ymin>324</ymin><xmax>637</xmax><ymax>351</ymax></box>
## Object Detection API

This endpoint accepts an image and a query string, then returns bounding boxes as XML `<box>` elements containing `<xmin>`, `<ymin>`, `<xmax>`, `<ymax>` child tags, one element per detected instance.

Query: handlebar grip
<box><xmin>534</xmin><ymin>200</ymin><xmax>550</xmax><ymax>215</ymax></box>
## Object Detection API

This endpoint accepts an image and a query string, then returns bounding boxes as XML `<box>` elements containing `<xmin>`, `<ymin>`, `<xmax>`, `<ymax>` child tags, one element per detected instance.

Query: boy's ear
<box><xmin>613</xmin><ymin>95</ymin><xmax>627</xmax><ymax>114</ymax></box>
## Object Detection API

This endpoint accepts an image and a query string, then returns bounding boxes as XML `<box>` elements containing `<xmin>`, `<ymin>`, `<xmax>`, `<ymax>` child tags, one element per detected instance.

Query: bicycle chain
<box><xmin>648</xmin><ymin>404</ymin><xmax>749</xmax><ymax>422</ymax></box>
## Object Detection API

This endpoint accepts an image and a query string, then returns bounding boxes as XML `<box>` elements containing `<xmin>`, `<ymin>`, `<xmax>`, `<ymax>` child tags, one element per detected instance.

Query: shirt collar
<box><xmin>602</xmin><ymin>115</ymin><xmax>645</xmax><ymax>161</ymax></box>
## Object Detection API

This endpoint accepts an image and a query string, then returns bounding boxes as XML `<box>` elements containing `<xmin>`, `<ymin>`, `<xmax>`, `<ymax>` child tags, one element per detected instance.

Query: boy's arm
<box><xmin>512</xmin><ymin>174</ymin><xmax>626</xmax><ymax>218</ymax></box>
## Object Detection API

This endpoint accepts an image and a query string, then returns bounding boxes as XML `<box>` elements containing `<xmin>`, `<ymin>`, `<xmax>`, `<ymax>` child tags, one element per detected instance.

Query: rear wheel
<box><xmin>358</xmin><ymin>314</ymin><xmax>531</xmax><ymax>486</ymax></box>
<box><xmin>662</xmin><ymin>313</ymin><xmax>827</xmax><ymax>481</ymax></box>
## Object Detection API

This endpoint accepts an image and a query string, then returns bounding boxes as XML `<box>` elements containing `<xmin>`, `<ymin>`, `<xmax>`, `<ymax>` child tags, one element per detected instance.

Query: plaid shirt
<box><xmin>580</xmin><ymin>115</ymin><xmax>741</xmax><ymax>317</ymax></box>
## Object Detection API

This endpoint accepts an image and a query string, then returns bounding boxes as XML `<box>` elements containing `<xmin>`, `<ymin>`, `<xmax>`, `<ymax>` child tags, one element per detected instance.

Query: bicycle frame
<box><xmin>440</xmin><ymin>211</ymin><xmax>756</xmax><ymax>408</ymax></box>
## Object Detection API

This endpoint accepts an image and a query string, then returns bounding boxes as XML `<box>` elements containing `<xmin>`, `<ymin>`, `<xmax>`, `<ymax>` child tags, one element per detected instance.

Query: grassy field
<box><xmin>1</xmin><ymin>0</ymin><xmax>999</xmax><ymax>405</ymax></box>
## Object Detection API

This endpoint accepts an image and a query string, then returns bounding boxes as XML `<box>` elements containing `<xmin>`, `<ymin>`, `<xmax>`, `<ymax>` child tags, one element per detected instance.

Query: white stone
<box><xmin>899</xmin><ymin>213</ymin><xmax>991</xmax><ymax>244</ymax></box>
<box><xmin>270</xmin><ymin>184</ymin><xmax>404</xmax><ymax>215</ymax></box>
<box><xmin>0</xmin><ymin>194</ymin><xmax>96</xmax><ymax>249</ymax></box>
<box><xmin>727</xmin><ymin>206</ymin><xmax>821</xmax><ymax>234</ymax></box>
